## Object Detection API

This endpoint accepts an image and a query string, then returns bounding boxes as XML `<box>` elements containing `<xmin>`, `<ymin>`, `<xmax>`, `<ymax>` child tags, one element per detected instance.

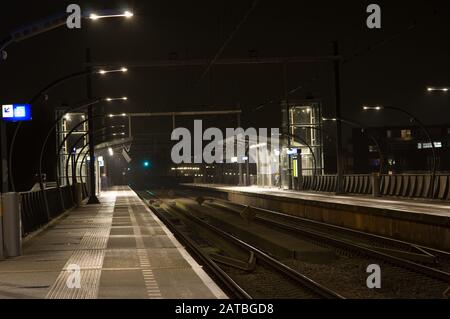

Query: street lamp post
<box><xmin>89</xmin><ymin>10</ymin><xmax>134</xmax><ymax>21</ymax></box>
<box><xmin>8</xmin><ymin>67</ymin><xmax>128</xmax><ymax>192</ymax></box>
<box><xmin>2</xmin><ymin>8</ymin><xmax>132</xmax><ymax>193</ymax></box>
<box><xmin>86</xmin><ymin>48</ymin><xmax>98</xmax><ymax>204</ymax></box>
<box><xmin>427</xmin><ymin>87</ymin><xmax>449</xmax><ymax>93</ymax></box>
<box><xmin>362</xmin><ymin>105</ymin><xmax>437</xmax><ymax>198</ymax></box>
<box><xmin>0</xmin><ymin>9</ymin><xmax>134</xmax><ymax>61</ymax></box>
<box><xmin>333</xmin><ymin>42</ymin><xmax>344</xmax><ymax>194</ymax></box>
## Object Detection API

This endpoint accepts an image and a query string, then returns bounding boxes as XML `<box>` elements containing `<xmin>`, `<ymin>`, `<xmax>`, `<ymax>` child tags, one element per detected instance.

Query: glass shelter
<box><xmin>281</xmin><ymin>100</ymin><xmax>324</xmax><ymax>190</ymax></box>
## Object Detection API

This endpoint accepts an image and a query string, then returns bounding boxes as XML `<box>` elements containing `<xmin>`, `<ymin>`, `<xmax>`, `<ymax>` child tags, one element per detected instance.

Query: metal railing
<box><xmin>20</xmin><ymin>185</ymin><xmax>82</xmax><ymax>236</ymax></box>
<box><xmin>299</xmin><ymin>174</ymin><xmax>450</xmax><ymax>200</ymax></box>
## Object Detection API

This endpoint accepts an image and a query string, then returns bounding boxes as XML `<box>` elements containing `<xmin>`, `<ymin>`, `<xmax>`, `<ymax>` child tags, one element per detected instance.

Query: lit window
<box><xmin>420</xmin><ymin>142</ymin><xmax>442</xmax><ymax>149</ymax></box>
<box><xmin>401</xmin><ymin>129</ymin><xmax>412</xmax><ymax>140</ymax></box>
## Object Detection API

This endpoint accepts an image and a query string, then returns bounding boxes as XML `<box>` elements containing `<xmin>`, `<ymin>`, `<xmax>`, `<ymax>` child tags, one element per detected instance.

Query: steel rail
<box><xmin>204</xmin><ymin>199</ymin><xmax>450</xmax><ymax>283</ymax></box>
<box><xmin>163</xmin><ymin>197</ymin><xmax>344</xmax><ymax>299</ymax></box>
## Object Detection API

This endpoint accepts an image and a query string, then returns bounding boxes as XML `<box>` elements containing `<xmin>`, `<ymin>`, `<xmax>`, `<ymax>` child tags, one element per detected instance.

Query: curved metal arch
<box><xmin>9</xmin><ymin>70</ymin><xmax>91</xmax><ymax>191</ymax></box>
<box><xmin>282</xmin><ymin>132</ymin><xmax>318</xmax><ymax>177</ymax></box>
<box><xmin>38</xmin><ymin>99</ymin><xmax>101</xmax><ymax>190</ymax></box>
<box><xmin>64</xmin><ymin>127</ymin><xmax>109</xmax><ymax>186</ymax></box>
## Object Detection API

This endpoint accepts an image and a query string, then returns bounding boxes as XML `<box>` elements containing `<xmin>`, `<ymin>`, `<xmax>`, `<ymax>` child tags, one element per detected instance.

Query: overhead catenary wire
<box><xmin>254</xmin><ymin>84</ymin><xmax>303</xmax><ymax>111</ymax></box>
<box><xmin>198</xmin><ymin>0</ymin><xmax>260</xmax><ymax>83</ymax></box>
<box><xmin>343</xmin><ymin>6</ymin><xmax>445</xmax><ymax>64</ymax></box>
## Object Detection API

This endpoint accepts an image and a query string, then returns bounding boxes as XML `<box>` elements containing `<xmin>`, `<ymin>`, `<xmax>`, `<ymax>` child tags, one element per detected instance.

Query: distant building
<box><xmin>351</xmin><ymin>124</ymin><xmax>450</xmax><ymax>174</ymax></box>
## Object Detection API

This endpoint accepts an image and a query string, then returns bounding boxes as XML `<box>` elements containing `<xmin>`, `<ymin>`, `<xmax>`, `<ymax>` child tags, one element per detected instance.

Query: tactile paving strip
<box><xmin>79</xmin><ymin>228</ymin><xmax>111</xmax><ymax>249</ymax></box>
<box><xmin>62</xmin><ymin>250</ymin><xmax>105</xmax><ymax>270</ymax></box>
<box><xmin>46</xmin><ymin>194</ymin><xmax>115</xmax><ymax>299</ymax></box>
<box><xmin>45</xmin><ymin>269</ymin><xmax>102</xmax><ymax>299</ymax></box>
<box><xmin>128</xmin><ymin>197</ymin><xmax>163</xmax><ymax>299</ymax></box>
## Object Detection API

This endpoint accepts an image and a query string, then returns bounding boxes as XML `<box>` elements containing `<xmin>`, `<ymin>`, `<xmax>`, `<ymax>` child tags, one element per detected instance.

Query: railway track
<box><xmin>165</xmin><ymin>189</ymin><xmax>450</xmax><ymax>298</ymax></box>
<box><xmin>201</xmin><ymin>197</ymin><xmax>450</xmax><ymax>279</ymax></box>
<box><xmin>139</xmin><ymin>190</ymin><xmax>345</xmax><ymax>299</ymax></box>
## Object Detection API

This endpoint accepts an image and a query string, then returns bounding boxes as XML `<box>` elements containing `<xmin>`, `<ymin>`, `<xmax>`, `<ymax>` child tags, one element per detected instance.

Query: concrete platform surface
<box><xmin>184</xmin><ymin>184</ymin><xmax>450</xmax><ymax>250</ymax></box>
<box><xmin>186</xmin><ymin>184</ymin><xmax>450</xmax><ymax>223</ymax></box>
<box><xmin>0</xmin><ymin>186</ymin><xmax>227</xmax><ymax>299</ymax></box>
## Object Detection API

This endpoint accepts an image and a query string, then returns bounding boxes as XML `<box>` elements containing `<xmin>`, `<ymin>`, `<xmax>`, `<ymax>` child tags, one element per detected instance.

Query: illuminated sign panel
<box><xmin>293</xmin><ymin>159</ymin><xmax>298</xmax><ymax>178</ymax></box>
<box><xmin>98</xmin><ymin>156</ymin><xmax>105</xmax><ymax>167</ymax></box>
<box><xmin>417</xmin><ymin>142</ymin><xmax>442</xmax><ymax>149</ymax></box>
<box><xmin>2</xmin><ymin>104</ymin><xmax>32</xmax><ymax>122</ymax></box>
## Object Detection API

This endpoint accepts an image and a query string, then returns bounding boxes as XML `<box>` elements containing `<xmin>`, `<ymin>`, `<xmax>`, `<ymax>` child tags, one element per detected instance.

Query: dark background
<box><xmin>1</xmin><ymin>0</ymin><xmax>449</xmax><ymax>190</ymax></box>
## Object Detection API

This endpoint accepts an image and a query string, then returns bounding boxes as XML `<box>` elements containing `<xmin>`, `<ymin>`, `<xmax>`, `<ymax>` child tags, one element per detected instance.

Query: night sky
<box><xmin>1</xmin><ymin>0</ymin><xmax>449</xmax><ymax>190</ymax></box>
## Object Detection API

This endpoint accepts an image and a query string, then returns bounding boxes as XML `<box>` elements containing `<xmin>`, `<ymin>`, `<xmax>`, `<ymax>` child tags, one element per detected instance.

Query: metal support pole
<box><xmin>2</xmin><ymin>192</ymin><xmax>21</xmax><ymax>257</ymax></box>
<box><xmin>237</xmin><ymin>113</ymin><xmax>243</xmax><ymax>186</ymax></box>
<box><xmin>0</xmin><ymin>199</ymin><xmax>4</xmax><ymax>259</ymax></box>
<box><xmin>71</xmin><ymin>152</ymin><xmax>77</xmax><ymax>186</ymax></box>
<box><xmin>246</xmin><ymin>159</ymin><xmax>250</xmax><ymax>186</ymax></box>
<box><xmin>128</xmin><ymin>115</ymin><xmax>132</xmax><ymax>138</ymax></box>
<box><xmin>283</xmin><ymin>63</ymin><xmax>293</xmax><ymax>190</ymax></box>
<box><xmin>0</xmin><ymin>121</ymin><xmax>8</xmax><ymax>193</ymax></box>
<box><xmin>333</xmin><ymin>42</ymin><xmax>344</xmax><ymax>194</ymax></box>
<box><xmin>423</xmin><ymin>128</ymin><xmax>436</xmax><ymax>198</ymax></box>
<box><xmin>245</xmin><ymin>131</ymin><xmax>250</xmax><ymax>186</ymax></box>
<box><xmin>86</xmin><ymin>48</ymin><xmax>99</xmax><ymax>204</ymax></box>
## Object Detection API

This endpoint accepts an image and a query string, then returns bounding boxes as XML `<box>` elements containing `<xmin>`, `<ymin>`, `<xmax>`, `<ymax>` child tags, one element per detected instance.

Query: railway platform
<box><xmin>183</xmin><ymin>184</ymin><xmax>450</xmax><ymax>251</ymax></box>
<box><xmin>0</xmin><ymin>186</ymin><xmax>226</xmax><ymax>299</ymax></box>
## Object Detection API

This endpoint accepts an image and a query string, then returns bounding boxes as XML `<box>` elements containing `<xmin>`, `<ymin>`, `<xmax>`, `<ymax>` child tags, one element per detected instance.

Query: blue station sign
<box><xmin>287</xmin><ymin>148</ymin><xmax>300</xmax><ymax>155</ymax></box>
<box><xmin>2</xmin><ymin>104</ymin><xmax>32</xmax><ymax>122</ymax></box>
